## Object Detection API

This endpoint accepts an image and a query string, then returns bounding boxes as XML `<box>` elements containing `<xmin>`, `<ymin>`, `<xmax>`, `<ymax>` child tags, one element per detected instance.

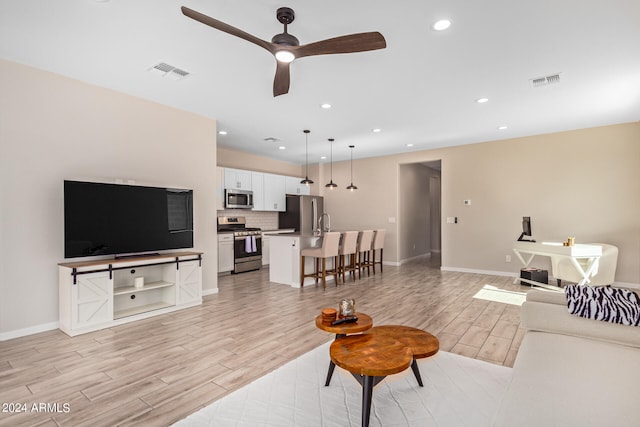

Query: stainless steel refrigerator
<box><xmin>279</xmin><ymin>195</ymin><xmax>324</xmax><ymax>233</ymax></box>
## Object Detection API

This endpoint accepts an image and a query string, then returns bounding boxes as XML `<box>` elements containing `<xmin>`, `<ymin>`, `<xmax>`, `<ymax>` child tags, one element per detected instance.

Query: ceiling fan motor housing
<box><xmin>276</xmin><ymin>7</ymin><xmax>295</xmax><ymax>25</ymax></box>
<box><xmin>273</xmin><ymin>7</ymin><xmax>299</xmax><ymax>46</ymax></box>
<box><xmin>272</xmin><ymin>32</ymin><xmax>299</xmax><ymax>46</ymax></box>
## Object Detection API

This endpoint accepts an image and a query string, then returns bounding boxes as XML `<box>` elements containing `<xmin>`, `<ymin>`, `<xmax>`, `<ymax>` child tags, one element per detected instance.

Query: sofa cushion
<box><xmin>493</xmin><ymin>331</ymin><xmax>640</xmax><ymax>426</ymax></box>
<box><xmin>521</xmin><ymin>300</ymin><xmax>640</xmax><ymax>348</ymax></box>
<box><xmin>525</xmin><ymin>288</ymin><xmax>565</xmax><ymax>305</ymax></box>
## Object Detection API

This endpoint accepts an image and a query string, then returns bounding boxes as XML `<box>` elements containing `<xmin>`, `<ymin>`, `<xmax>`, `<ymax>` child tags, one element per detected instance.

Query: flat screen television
<box><xmin>64</xmin><ymin>180</ymin><xmax>193</xmax><ymax>258</ymax></box>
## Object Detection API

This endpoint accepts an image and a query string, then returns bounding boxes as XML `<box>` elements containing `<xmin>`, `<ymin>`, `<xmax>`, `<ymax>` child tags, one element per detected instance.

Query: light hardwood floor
<box><xmin>0</xmin><ymin>257</ymin><xmax>528</xmax><ymax>427</ymax></box>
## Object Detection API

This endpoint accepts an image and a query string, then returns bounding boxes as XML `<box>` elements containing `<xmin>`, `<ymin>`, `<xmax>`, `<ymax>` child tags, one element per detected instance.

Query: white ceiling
<box><xmin>1</xmin><ymin>0</ymin><xmax>639</xmax><ymax>165</ymax></box>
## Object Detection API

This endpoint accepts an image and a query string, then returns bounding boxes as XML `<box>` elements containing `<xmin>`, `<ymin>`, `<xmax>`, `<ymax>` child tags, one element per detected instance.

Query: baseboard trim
<box><xmin>440</xmin><ymin>266</ymin><xmax>517</xmax><ymax>277</ymax></box>
<box><xmin>0</xmin><ymin>321</ymin><xmax>59</xmax><ymax>342</ymax></box>
<box><xmin>203</xmin><ymin>288</ymin><xmax>219</xmax><ymax>296</ymax></box>
<box><xmin>440</xmin><ymin>266</ymin><xmax>640</xmax><ymax>289</ymax></box>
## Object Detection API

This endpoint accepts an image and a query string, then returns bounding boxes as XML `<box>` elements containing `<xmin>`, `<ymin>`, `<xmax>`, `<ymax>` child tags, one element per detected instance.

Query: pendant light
<box><xmin>325</xmin><ymin>138</ymin><xmax>338</xmax><ymax>189</ymax></box>
<box><xmin>346</xmin><ymin>145</ymin><xmax>358</xmax><ymax>191</ymax></box>
<box><xmin>300</xmin><ymin>129</ymin><xmax>314</xmax><ymax>185</ymax></box>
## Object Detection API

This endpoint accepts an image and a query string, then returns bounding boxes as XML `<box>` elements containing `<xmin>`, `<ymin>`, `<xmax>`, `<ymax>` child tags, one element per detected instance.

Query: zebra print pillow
<box><xmin>565</xmin><ymin>285</ymin><xmax>640</xmax><ymax>326</ymax></box>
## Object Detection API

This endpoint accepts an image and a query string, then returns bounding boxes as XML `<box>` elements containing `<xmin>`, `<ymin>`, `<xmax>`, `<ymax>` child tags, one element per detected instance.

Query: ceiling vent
<box><xmin>530</xmin><ymin>73</ymin><xmax>561</xmax><ymax>88</ymax></box>
<box><xmin>263</xmin><ymin>137</ymin><xmax>280</xmax><ymax>142</ymax></box>
<box><xmin>148</xmin><ymin>62</ymin><xmax>190</xmax><ymax>81</ymax></box>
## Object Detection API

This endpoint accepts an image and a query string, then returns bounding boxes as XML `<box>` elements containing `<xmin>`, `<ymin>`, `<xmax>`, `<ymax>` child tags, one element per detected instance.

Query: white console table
<box><xmin>59</xmin><ymin>251</ymin><xmax>203</xmax><ymax>336</ymax></box>
<box><xmin>512</xmin><ymin>242</ymin><xmax>602</xmax><ymax>286</ymax></box>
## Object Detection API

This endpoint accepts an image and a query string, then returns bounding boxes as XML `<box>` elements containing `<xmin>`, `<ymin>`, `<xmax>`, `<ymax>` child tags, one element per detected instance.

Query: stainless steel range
<box><xmin>217</xmin><ymin>216</ymin><xmax>262</xmax><ymax>273</ymax></box>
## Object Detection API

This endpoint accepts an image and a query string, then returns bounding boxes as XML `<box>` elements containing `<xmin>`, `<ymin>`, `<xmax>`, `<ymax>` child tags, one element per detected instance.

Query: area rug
<box><xmin>473</xmin><ymin>285</ymin><xmax>527</xmax><ymax>306</ymax></box>
<box><xmin>173</xmin><ymin>341</ymin><xmax>512</xmax><ymax>427</ymax></box>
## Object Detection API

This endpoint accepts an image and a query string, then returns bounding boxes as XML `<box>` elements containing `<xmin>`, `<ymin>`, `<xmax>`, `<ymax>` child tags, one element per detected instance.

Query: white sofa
<box><xmin>493</xmin><ymin>288</ymin><xmax>640</xmax><ymax>426</ymax></box>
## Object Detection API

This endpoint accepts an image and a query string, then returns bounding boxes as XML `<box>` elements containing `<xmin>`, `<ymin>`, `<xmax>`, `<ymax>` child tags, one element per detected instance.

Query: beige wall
<box><xmin>319</xmin><ymin>123</ymin><xmax>640</xmax><ymax>285</ymax></box>
<box><xmin>0</xmin><ymin>59</ymin><xmax>218</xmax><ymax>337</ymax></box>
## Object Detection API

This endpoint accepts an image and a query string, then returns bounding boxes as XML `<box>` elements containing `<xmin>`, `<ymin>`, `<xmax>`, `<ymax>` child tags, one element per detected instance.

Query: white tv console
<box><xmin>59</xmin><ymin>251</ymin><xmax>203</xmax><ymax>336</ymax></box>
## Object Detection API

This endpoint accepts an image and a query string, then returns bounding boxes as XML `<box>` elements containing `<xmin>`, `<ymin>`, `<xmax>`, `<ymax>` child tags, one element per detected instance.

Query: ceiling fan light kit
<box><xmin>181</xmin><ymin>5</ymin><xmax>386</xmax><ymax>96</ymax></box>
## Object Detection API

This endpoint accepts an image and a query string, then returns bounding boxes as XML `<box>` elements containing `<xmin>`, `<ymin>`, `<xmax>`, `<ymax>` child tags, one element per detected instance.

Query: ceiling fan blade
<box><xmin>181</xmin><ymin>6</ymin><xmax>274</xmax><ymax>53</ymax></box>
<box><xmin>295</xmin><ymin>32</ymin><xmax>386</xmax><ymax>58</ymax></box>
<box><xmin>273</xmin><ymin>61</ymin><xmax>291</xmax><ymax>97</ymax></box>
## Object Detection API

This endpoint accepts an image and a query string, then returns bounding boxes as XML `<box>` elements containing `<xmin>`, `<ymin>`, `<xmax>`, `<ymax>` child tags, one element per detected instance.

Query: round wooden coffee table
<box><xmin>314</xmin><ymin>312</ymin><xmax>373</xmax><ymax>336</ymax></box>
<box><xmin>329</xmin><ymin>325</ymin><xmax>439</xmax><ymax>427</ymax></box>
<box><xmin>315</xmin><ymin>312</ymin><xmax>373</xmax><ymax>386</ymax></box>
<box><xmin>367</xmin><ymin>325</ymin><xmax>439</xmax><ymax>386</ymax></box>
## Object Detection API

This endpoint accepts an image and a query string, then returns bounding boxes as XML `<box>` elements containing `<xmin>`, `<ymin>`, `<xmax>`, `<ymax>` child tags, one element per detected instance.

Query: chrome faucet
<box><xmin>319</xmin><ymin>212</ymin><xmax>331</xmax><ymax>232</ymax></box>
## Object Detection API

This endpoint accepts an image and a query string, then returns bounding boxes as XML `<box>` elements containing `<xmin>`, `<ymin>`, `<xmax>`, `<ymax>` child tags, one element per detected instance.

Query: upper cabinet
<box><xmin>251</xmin><ymin>171</ymin><xmax>265</xmax><ymax>211</ymax></box>
<box><xmin>217</xmin><ymin>167</ymin><xmax>307</xmax><ymax>211</ymax></box>
<box><xmin>263</xmin><ymin>173</ymin><xmax>286</xmax><ymax>211</ymax></box>
<box><xmin>224</xmin><ymin>168</ymin><xmax>252</xmax><ymax>190</ymax></box>
<box><xmin>285</xmin><ymin>176</ymin><xmax>311</xmax><ymax>195</ymax></box>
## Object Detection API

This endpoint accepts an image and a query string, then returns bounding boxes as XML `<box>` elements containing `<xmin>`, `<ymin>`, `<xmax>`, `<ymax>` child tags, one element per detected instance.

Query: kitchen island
<box><xmin>269</xmin><ymin>233</ymin><xmax>337</xmax><ymax>287</ymax></box>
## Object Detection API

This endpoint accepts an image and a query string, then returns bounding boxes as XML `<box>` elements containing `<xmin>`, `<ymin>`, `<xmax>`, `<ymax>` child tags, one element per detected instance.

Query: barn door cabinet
<box><xmin>59</xmin><ymin>251</ymin><xmax>203</xmax><ymax>336</ymax></box>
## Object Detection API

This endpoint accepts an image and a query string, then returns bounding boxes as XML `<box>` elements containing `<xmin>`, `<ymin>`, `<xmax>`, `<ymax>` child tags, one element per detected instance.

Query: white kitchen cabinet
<box><xmin>224</xmin><ymin>168</ymin><xmax>252</xmax><ymax>190</ymax></box>
<box><xmin>216</xmin><ymin>166</ymin><xmax>225</xmax><ymax>210</ymax></box>
<box><xmin>59</xmin><ymin>252</ymin><xmax>203</xmax><ymax>336</ymax></box>
<box><xmin>218</xmin><ymin>233</ymin><xmax>234</xmax><ymax>273</ymax></box>
<box><xmin>251</xmin><ymin>171</ymin><xmax>265</xmax><ymax>210</ymax></box>
<box><xmin>263</xmin><ymin>173</ymin><xmax>286</xmax><ymax>211</ymax></box>
<box><xmin>285</xmin><ymin>176</ymin><xmax>311</xmax><ymax>195</ymax></box>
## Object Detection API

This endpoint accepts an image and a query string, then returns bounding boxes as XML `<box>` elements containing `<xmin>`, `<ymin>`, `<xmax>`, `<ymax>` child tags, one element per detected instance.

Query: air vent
<box><xmin>148</xmin><ymin>62</ymin><xmax>190</xmax><ymax>81</ymax></box>
<box><xmin>263</xmin><ymin>137</ymin><xmax>280</xmax><ymax>142</ymax></box>
<box><xmin>530</xmin><ymin>73</ymin><xmax>561</xmax><ymax>88</ymax></box>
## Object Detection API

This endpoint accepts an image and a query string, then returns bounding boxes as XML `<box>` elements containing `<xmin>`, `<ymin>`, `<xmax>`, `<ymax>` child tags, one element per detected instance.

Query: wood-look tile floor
<box><xmin>0</xmin><ymin>257</ymin><xmax>528</xmax><ymax>427</ymax></box>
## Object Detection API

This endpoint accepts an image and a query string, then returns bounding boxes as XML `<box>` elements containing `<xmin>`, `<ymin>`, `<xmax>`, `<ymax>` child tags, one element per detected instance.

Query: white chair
<box><xmin>552</xmin><ymin>243</ymin><xmax>618</xmax><ymax>286</ymax></box>
<box><xmin>371</xmin><ymin>229</ymin><xmax>386</xmax><ymax>274</ymax></box>
<box><xmin>338</xmin><ymin>231</ymin><xmax>359</xmax><ymax>283</ymax></box>
<box><xmin>301</xmin><ymin>232</ymin><xmax>341</xmax><ymax>288</ymax></box>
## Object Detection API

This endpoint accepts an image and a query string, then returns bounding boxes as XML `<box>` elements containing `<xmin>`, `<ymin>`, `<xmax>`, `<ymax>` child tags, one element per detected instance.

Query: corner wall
<box><xmin>0</xmin><ymin>59</ymin><xmax>218</xmax><ymax>338</ymax></box>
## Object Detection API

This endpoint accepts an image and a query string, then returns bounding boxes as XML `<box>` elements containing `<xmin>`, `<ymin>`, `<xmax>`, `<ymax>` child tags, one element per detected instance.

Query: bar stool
<box><xmin>301</xmin><ymin>232</ymin><xmax>341</xmax><ymax>288</ymax></box>
<box><xmin>338</xmin><ymin>231</ymin><xmax>359</xmax><ymax>283</ymax></box>
<box><xmin>356</xmin><ymin>230</ymin><xmax>374</xmax><ymax>279</ymax></box>
<box><xmin>371</xmin><ymin>229</ymin><xmax>386</xmax><ymax>274</ymax></box>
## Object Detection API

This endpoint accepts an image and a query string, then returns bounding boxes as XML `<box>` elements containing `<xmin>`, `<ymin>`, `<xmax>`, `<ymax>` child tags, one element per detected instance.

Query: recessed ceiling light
<box><xmin>320</xmin><ymin>103</ymin><xmax>332</xmax><ymax>109</ymax></box>
<box><xmin>476</xmin><ymin>98</ymin><xmax>489</xmax><ymax>103</ymax></box>
<box><xmin>278</xmin><ymin>146</ymin><xmax>286</xmax><ymax>150</ymax></box>
<box><xmin>320</xmin><ymin>156</ymin><xmax>327</xmax><ymax>160</ymax></box>
<box><xmin>497</xmin><ymin>125</ymin><xmax>508</xmax><ymax>130</ymax></box>
<box><xmin>372</xmin><ymin>128</ymin><xmax>382</xmax><ymax>133</ymax></box>
<box><xmin>218</xmin><ymin>131</ymin><xmax>227</xmax><ymax>135</ymax></box>
<box><xmin>406</xmin><ymin>143</ymin><xmax>414</xmax><ymax>147</ymax></box>
<box><xmin>433</xmin><ymin>19</ymin><xmax>451</xmax><ymax>31</ymax></box>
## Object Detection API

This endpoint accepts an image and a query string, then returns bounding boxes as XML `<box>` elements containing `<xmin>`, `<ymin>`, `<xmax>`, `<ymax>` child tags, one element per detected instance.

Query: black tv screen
<box><xmin>64</xmin><ymin>180</ymin><xmax>193</xmax><ymax>258</ymax></box>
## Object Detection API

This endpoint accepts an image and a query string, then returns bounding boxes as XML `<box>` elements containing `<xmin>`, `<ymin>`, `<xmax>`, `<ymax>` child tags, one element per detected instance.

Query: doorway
<box><xmin>397</xmin><ymin>160</ymin><xmax>442</xmax><ymax>266</ymax></box>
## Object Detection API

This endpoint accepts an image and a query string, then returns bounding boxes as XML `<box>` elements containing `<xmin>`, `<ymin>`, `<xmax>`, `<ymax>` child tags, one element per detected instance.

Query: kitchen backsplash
<box><xmin>217</xmin><ymin>209</ymin><xmax>279</xmax><ymax>230</ymax></box>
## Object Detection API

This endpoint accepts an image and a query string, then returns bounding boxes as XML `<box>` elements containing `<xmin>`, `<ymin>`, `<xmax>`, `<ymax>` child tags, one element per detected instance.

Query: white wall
<box><xmin>0</xmin><ymin>59</ymin><xmax>218</xmax><ymax>338</ymax></box>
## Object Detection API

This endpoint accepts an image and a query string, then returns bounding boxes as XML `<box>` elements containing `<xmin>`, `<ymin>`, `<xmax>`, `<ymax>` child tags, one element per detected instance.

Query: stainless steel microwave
<box><xmin>225</xmin><ymin>189</ymin><xmax>253</xmax><ymax>209</ymax></box>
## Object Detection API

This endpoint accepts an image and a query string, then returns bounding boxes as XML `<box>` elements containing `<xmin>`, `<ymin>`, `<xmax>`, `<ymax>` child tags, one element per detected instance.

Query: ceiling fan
<box><xmin>181</xmin><ymin>6</ymin><xmax>387</xmax><ymax>97</ymax></box>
